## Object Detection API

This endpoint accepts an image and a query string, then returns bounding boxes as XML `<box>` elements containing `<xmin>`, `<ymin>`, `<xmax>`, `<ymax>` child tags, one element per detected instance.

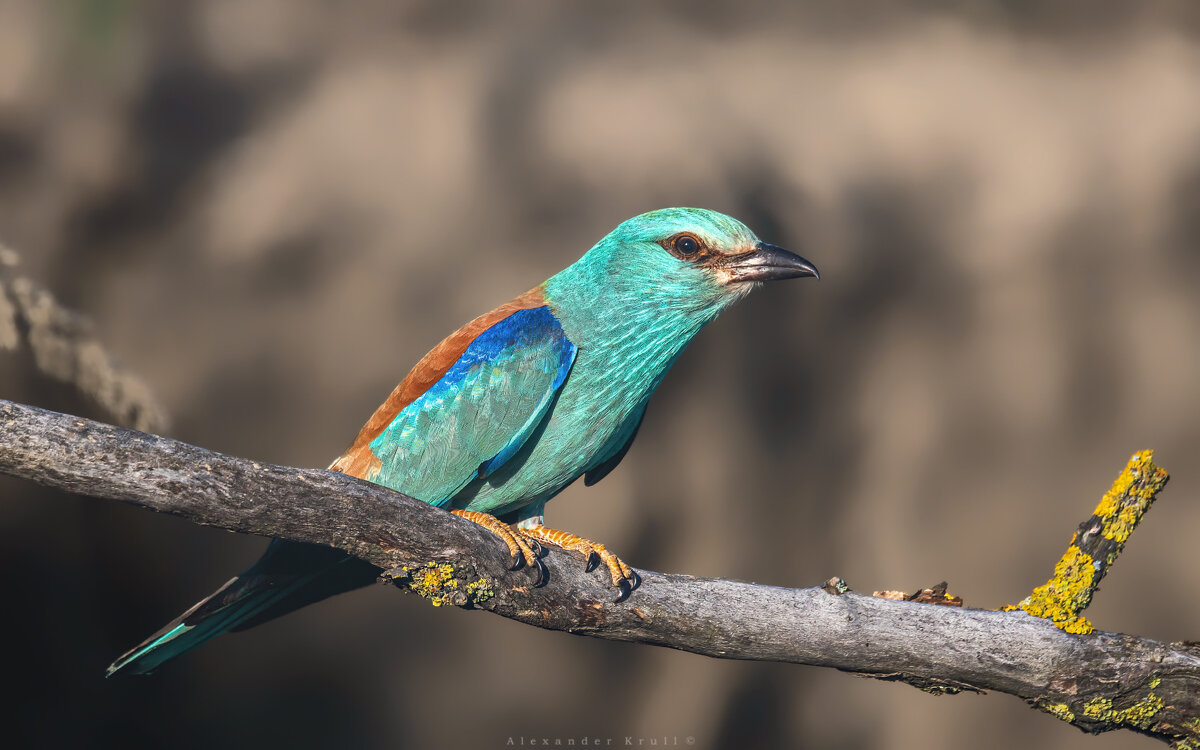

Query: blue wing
<box><xmin>367</xmin><ymin>306</ymin><xmax>576</xmax><ymax>505</ymax></box>
<box><xmin>108</xmin><ymin>304</ymin><xmax>577</xmax><ymax>676</ymax></box>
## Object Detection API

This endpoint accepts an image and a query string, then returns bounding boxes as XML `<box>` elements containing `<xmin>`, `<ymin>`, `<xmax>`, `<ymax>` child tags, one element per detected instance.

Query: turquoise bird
<box><xmin>107</xmin><ymin>207</ymin><xmax>818</xmax><ymax>675</ymax></box>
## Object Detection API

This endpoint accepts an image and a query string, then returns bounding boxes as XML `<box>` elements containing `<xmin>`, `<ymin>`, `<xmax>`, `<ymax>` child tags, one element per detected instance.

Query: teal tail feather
<box><xmin>106</xmin><ymin>540</ymin><xmax>380</xmax><ymax>677</ymax></box>
<box><xmin>105</xmin><ymin>574</ymin><xmax>308</xmax><ymax>677</ymax></box>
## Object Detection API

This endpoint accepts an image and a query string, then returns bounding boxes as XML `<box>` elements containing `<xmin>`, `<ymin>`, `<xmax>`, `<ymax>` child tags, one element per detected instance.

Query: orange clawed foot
<box><xmin>518</xmin><ymin>525</ymin><xmax>638</xmax><ymax>599</ymax></box>
<box><xmin>450</xmin><ymin>510</ymin><xmax>540</xmax><ymax>572</ymax></box>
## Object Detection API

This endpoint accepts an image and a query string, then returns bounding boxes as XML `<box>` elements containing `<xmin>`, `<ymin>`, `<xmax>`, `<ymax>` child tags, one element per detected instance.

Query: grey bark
<box><xmin>0</xmin><ymin>398</ymin><xmax>1196</xmax><ymax>747</ymax></box>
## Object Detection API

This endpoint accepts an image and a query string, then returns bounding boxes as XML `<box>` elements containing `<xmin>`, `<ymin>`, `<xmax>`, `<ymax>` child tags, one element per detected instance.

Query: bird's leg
<box><xmin>517</xmin><ymin>523</ymin><xmax>636</xmax><ymax>592</ymax></box>
<box><xmin>450</xmin><ymin>510</ymin><xmax>539</xmax><ymax>570</ymax></box>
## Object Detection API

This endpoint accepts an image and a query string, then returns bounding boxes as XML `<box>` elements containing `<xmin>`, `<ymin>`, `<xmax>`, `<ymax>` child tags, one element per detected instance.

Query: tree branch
<box><xmin>0</xmin><ymin>250</ymin><xmax>167</xmax><ymax>432</ymax></box>
<box><xmin>1</xmin><ymin>398</ymin><xmax>1197</xmax><ymax>747</ymax></box>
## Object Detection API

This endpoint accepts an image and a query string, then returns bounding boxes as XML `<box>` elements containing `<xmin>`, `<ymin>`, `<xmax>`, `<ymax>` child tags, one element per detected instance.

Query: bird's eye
<box><xmin>672</xmin><ymin>234</ymin><xmax>701</xmax><ymax>256</ymax></box>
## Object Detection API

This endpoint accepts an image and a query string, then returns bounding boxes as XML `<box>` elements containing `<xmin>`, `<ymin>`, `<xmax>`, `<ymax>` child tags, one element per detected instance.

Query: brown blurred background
<box><xmin>2</xmin><ymin>2</ymin><xmax>1200</xmax><ymax>748</ymax></box>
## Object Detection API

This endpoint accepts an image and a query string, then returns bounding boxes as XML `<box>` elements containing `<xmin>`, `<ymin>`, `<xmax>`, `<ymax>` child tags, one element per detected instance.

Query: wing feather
<box><xmin>357</xmin><ymin>305</ymin><xmax>576</xmax><ymax>505</ymax></box>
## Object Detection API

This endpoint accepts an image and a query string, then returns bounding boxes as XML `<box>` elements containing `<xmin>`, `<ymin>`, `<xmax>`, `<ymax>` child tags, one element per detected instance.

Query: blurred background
<box><xmin>2</xmin><ymin>2</ymin><xmax>1200</xmax><ymax>748</ymax></box>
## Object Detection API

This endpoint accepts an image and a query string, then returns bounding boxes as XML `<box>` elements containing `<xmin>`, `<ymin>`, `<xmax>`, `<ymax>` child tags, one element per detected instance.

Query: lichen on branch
<box><xmin>1007</xmin><ymin>451</ymin><xmax>1169</xmax><ymax>635</ymax></box>
<box><xmin>0</xmin><ymin>400</ymin><xmax>1196</xmax><ymax>747</ymax></box>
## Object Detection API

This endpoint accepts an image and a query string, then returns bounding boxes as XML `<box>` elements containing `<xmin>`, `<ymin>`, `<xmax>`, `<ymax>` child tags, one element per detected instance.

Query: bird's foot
<box><xmin>518</xmin><ymin>525</ymin><xmax>637</xmax><ymax>599</ymax></box>
<box><xmin>450</xmin><ymin>510</ymin><xmax>540</xmax><ymax>572</ymax></box>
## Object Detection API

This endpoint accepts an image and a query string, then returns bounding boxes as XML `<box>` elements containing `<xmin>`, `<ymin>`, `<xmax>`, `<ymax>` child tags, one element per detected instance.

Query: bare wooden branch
<box><xmin>1</xmin><ymin>398</ymin><xmax>1197</xmax><ymax>747</ymax></box>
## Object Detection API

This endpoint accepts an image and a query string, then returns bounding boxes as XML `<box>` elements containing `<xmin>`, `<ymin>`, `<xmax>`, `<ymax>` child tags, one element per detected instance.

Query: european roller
<box><xmin>108</xmin><ymin>207</ymin><xmax>818</xmax><ymax>675</ymax></box>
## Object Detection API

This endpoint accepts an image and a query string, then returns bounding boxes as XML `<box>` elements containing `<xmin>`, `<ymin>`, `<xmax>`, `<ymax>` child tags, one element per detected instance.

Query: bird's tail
<box><xmin>106</xmin><ymin>573</ymin><xmax>296</xmax><ymax>677</ymax></box>
<box><xmin>106</xmin><ymin>540</ymin><xmax>380</xmax><ymax>677</ymax></box>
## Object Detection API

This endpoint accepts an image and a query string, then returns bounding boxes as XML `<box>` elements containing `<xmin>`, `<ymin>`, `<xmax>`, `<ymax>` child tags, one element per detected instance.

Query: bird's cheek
<box><xmin>711</xmin><ymin>266</ymin><xmax>758</xmax><ymax>295</ymax></box>
<box><xmin>712</xmin><ymin>267</ymin><xmax>735</xmax><ymax>285</ymax></box>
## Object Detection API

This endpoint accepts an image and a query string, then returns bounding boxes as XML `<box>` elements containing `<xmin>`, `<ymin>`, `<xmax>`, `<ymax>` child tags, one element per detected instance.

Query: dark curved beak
<box><xmin>725</xmin><ymin>242</ymin><xmax>820</xmax><ymax>283</ymax></box>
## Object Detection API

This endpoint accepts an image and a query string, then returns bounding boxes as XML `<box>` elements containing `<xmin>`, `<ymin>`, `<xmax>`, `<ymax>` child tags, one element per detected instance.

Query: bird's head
<box><xmin>553</xmin><ymin>207</ymin><xmax>818</xmax><ymax>326</ymax></box>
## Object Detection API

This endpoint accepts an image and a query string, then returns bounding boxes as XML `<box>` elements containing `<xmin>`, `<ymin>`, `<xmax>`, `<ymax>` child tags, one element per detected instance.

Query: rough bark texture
<box><xmin>1</xmin><ymin>398</ymin><xmax>1197</xmax><ymax>747</ymax></box>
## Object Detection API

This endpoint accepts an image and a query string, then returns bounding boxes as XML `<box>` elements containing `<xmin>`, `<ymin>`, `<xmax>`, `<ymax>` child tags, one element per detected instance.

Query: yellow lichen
<box><xmin>1006</xmin><ymin>451</ymin><xmax>1168</xmax><ymax>634</ymax></box>
<box><xmin>1092</xmin><ymin>451</ymin><xmax>1167</xmax><ymax>545</ymax></box>
<box><xmin>406</xmin><ymin>561</ymin><xmax>459</xmax><ymax>606</ymax></box>
<box><xmin>1178</xmin><ymin>719</ymin><xmax>1200</xmax><ymax>750</ymax></box>
<box><xmin>398</xmin><ymin>561</ymin><xmax>494</xmax><ymax>607</ymax></box>
<box><xmin>465</xmin><ymin>576</ymin><xmax>495</xmax><ymax>603</ymax></box>
<box><xmin>1017</xmin><ymin>545</ymin><xmax>1097</xmax><ymax>634</ymax></box>
<box><xmin>1179</xmin><ymin>716</ymin><xmax>1200</xmax><ymax>748</ymax></box>
<box><xmin>1058</xmin><ymin>615</ymin><xmax>1095</xmax><ymax>634</ymax></box>
<box><xmin>1081</xmin><ymin>692</ymin><xmax>1164</xmax><ymax>729</ymax></box>
<box><xmin>1082</xmin><ymin>696</ymin><xmax>1112</xmax><ymax>719</ymax></box>
<box><xmin>1040</xmin><ymin>702</ymin><xmax>1075</xmax><ymax>723</ymax></box>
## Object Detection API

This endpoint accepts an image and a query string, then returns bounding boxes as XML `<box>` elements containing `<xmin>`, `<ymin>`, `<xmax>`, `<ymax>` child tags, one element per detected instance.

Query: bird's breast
<box><xmin>449</xmin><ymin>337</ymin><xmax>671</xmax><ymax>515</ymax></box>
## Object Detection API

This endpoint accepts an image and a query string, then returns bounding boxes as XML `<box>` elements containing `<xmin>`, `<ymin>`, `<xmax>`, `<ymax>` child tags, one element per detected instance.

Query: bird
<box><xmin>106</xmin><ymin>207</ymin><xmax>818</xmax><ymax>676</ymax></box>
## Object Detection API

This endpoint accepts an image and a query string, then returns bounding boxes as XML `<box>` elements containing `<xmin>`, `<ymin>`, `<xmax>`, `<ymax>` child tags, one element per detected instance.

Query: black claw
<box><xmin>533</xmin><ymin>557</ymin><xmax>548</xmax><ymax>587</ymax></box>
<box><xmin>583</xmin><ymin>552</ymin><xmax>599</xmax><ymax>573</ymax></box>
<box><xmin>613</xmin><ymin>579</ymin><xmax>632</xmax><ymax>603</ymax></box>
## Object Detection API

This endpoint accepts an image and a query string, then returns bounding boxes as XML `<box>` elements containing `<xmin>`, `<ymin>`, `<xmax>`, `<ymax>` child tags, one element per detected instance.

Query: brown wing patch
<box><xmin>328</xmin><ymin>285</ymin><xmax>548</xmax><ymax>480</ymax></box>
